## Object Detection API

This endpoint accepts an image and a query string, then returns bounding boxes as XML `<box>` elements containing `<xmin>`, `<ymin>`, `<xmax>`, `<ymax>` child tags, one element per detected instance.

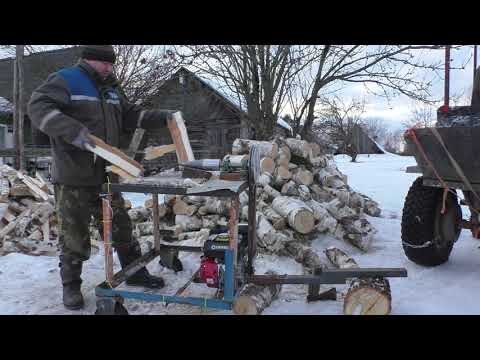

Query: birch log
<box><xmin>275</xmin><ymin>145</ymin><xmax>291</xmax><ymax>167</ymax></box>
<box><xmin>285</xmin><ymin>138</ymin><xmax>312</xmax><ymax>160</ymax></box>
<box><xmin>175</xmin><ymin>215</ymin><xmax>203</xmax><ymax>232</ymax></box>
<box><xmin>292</xmin><ymin>167</ymin><xmax>313</xmax><ymax>186</ymax></box>
<box><xmin>258</xmin><ymin>201</ymin><xmax>286</xmax><ymax>230</ymax></box>
<box><xmin>281</xmin><ymin>180</ymin><xmax>299</xmax><ymax>197</ymax></box>
<box><xmin>272</xmin><ymin>166</ymin><xmax>291</xmax><ymax>188</ymax></box>
<box><xmin>261</xmin><ymin>184</ymin><xmax>281</xmax><ymax>202</ymax></box>
<box><xmin>233</xmin><ymin>271</ymin><xmax>282</xmax><ymax>315</ymax></box>
<box><xmin>271</xmin><ymin>196</ymin><xmax>315</xmax><ymax>234</ymax></box>
<box><xmin>259</xmin><ymin>157</ymin><xmax>275</xmax><ymax>175</ymax></box>
<box><xmin>232</xmin><ymin>139</ymin><xmax>279</xmax><ymax>158</ymax></box>
<box><xmin>325</xmin><ymin>247</ymin><xmax>391</xmax><ymax>315</ymax></box>
<box><xmin>128</xmin><ymin>207</ymin><xmax>151</xmax><ymax>222</ymax></box>
<box><xmin>172</xmin><ymin>199</ymin><xmax>198</xmax><ymax>216</ymax></box>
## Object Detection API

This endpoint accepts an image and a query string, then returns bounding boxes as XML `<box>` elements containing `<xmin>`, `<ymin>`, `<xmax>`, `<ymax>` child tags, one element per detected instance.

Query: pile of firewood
<box><xmin>233</xmin><ymin>137</ymin><xmax>381</xmax><ymax>255</ymax></box>
<box><xmin>128</xmin><ymin>136</ymin><xmax>381</xmax><ymax>259</ymax></box>
<box><xmin>0</xmin><ymin>164</ymin><xmax>58</xmax><ymax>256</ymax></box>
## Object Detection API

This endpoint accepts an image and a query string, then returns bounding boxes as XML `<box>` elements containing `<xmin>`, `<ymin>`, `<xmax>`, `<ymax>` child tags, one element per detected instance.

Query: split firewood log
<box><xmin>233</xmin><ymin>271</ymin><xmax>282</xmax><ymax>315</ymax></box>
<box><xmin>284</xmin><ymin>241</ymin><xmax>324</xmax><ymax>271</ymax></box>
<box><xmin>232</xmin><ymin>139</ymin><xmax>279</xmax><ymax>158</ymax></box>
<box><xmin>202</xmin><ymin>215</ymin><xmax>221</xmax><ymax>230</ymax></box>
<box><xmin>0</xmin><ymin>177</ymin><xmax>9</xmax><ymax>203</ymax></box>
<box><xmin>31</xmin><ymin>202</ymin><xmax>55</xmax><ymax>225</ymax></box>
<box><xmin>325</xmin><ymin>247</ymin><xmax>391</xmax><ymax>315</ymax></box>
<box><xmin>275</xmin><ymin>145</ymin><xmax>291</xmax><ymax>167</ymax></box>
<box><xmin>257</xmin><ymin>173</ymin><xmax>273</xmax><ymax>187</ymax></box>
<box><xmin>334</xmin><ymin>217</ymin><xmax>376</xmax><ymax>252</ymax></box>
<box><xmin>306</xmin><ymin>199</ymin><xmax>338</xmax><ymax>234</ymax></box>
<box><xmin>272</xmin><ymin>166</ymin><xmax>291</xmax><ymax>188</ymax></box>
<box><xmin>281</xmin><ymin>180</ymin><xmax>299</xmax><ymax>197</ymax></box>
<box><xmin>241</xmin><ymin>205</ymin><xmax>249</xmax><ymax>221</ymax></box>
<box><xmin>128</xmin><ymin>207</ymin><xmax>151</xmax><ymax>223</ymax></box>
<box><xmin>298</xmin><ymin>185</ymin><xmax>311</xmax><ymax>202</ymax></box>
<box><xmin>310</xmin><ymin>142</ymin><xmax>321</xmax><ymax>158</ymax></box>
<box><xmin>309</xmin><ymin>184</ymin><xmax>334</xmax><ymax>203</ymax></box>
<box><xmin>256</xmin><ymin>213</ymin><xmax>289</xmax><ymax>253</ymax></box>
<box><xmin>314</xmin><ymin>168</ymin><xmax>345</xmax><ymax>189</ymax></box>
<box><xmin>182</xmin><ymin>195</ymin><xmax>208</xmax><ymax>207</ymax></box>
<box><xmin>257</xmin><ymin>201</ymin><xmax>286</xmax><ymax>230</ymax></box>
<box><xmin>173</xmin><ymin>199</ymin><xmax>198</xmax><ymax>216</ymax></box>
<box><xmin>177</xmin><ymin>228</ymin><xmax>210</xmax><ymax>242</ymax></box>
<box><xmin>285</xmin><ymin>138</ymin><xmax>312</xmax><ymax>160</ymax></box>
<box><xmin>175</xmin><ymin>215</ymin><xmax>203</xmax><ymax>232</ymax></box>
<box><xmin>239</xmin><ymin>191</ymin><xmax>249</xmax><ymax>207</ymax></box>
<box><xmin>292</xmin><ymin>167</ymin><xmax>313</xmax><ymax>186</ymax></box>
<box><xmin>260</xmin><ymin>157</ymin><xmax>275</xmax><ymax>175</ymax></box>
<box><xmin>261</xmin><ymin>184</ymin><xmax>281</xmax><ymax>202</ymax></box>
<box><xmin>271</xmin><ymin>196</ymin><xmax>315</xmax><ymax>234</ymax></box>
<box><xmin>198</xmin><ymin>198</ymin><xmax>230</xmax><ymax>216</ymax></box>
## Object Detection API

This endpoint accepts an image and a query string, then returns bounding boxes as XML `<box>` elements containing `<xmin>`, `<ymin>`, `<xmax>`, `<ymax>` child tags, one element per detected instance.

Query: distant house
<box><xmin>144</xmin><ymin>67</ymin><xmax>293</xmax><ymax>169</ymax></box>
<box><xmin>350</xmin><ymin>124</ymin><xmax>384</xmax><ymax>154</ymax></box>
<box><xmin>0</xmin><ymin>47</ymin><xmax>82</xmax><ymax>146</ymax></box>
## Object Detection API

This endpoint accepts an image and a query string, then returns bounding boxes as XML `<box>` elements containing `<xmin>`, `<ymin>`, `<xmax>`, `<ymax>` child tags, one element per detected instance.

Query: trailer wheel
<box><xmin>401</xmin><ymin>177</ymin><xmax>462</xmax><ymax>266</ymax></box>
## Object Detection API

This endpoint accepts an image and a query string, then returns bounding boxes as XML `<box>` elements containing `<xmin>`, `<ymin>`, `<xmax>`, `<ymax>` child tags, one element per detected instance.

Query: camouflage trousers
<box><xmin>54</xmin><ymin>184</ymin><xmax>134</xmax><ymax>262</ymax></box>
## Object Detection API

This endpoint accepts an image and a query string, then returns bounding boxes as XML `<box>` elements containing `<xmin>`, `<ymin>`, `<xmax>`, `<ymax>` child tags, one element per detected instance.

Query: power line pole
<box><xmin>13</xmin><ymin>45</ymin><xmax>24</xmax><ymax>171</ymax></box>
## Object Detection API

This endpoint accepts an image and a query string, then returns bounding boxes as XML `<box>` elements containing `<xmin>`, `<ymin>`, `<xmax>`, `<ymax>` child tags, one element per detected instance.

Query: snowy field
<box><xmin>2</xmin><ymin>153</ymin><xmax>480</xmax><ymax>315</ymax></box>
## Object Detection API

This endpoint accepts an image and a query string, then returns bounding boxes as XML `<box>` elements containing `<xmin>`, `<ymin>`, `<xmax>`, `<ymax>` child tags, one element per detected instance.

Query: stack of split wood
<box><xmin>0</xmin><ymin>164</ymin><xmax>58</xmax><ymax>256</ymax></box>
<box><xmin>231</xmin><ymin>137</ymin><xmax>381</xmax><ymax>257</ymax></box>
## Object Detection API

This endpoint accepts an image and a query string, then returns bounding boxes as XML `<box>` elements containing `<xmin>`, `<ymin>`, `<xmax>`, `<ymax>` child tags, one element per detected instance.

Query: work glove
<box><xmin>71</xmin><ymin>127</ymin><xmax>95</xmax><ymax>151</ymax></box>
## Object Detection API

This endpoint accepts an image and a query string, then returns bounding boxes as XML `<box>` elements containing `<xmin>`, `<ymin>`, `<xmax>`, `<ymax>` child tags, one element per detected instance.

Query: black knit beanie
<box><xmin>80</xmin><ymin>45</ymin><xmax>116</xmax><ymax>64</ymax></box>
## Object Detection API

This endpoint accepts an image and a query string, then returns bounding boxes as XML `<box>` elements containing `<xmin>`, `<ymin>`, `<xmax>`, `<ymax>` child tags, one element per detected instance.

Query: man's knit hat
<box><xmin>80</xmin><ymin>45</ymin><xmax>116</xmax><ymax>64</ymax></box>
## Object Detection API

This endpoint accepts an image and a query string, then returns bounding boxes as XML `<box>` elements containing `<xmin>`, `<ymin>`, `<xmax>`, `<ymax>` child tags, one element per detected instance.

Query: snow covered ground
<box><xmin>2</xmin><ymin>153</ymin><xmax>480</xmax><ymax>315</ymax></box>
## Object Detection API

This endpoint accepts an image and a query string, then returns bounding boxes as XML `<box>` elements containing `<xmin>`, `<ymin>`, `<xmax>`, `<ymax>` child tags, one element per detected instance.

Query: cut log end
<box><xmin>343</xmin><ymin>278</ymin><xmax>392</xmax><ymax>315</ymax></box>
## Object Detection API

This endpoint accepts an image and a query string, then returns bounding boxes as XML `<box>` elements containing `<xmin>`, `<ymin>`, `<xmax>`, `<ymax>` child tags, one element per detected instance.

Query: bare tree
<box><xmin>285</xmin><ymin>45</ymin><xmax>455</xmax><ymax>140</ymax></box>
<box><xmin>383</xmin><ymin>128</ymin><xmax>406</xmax><ymax>154</ymax></box>
<box><xmin>113</xmin><ymin>45</ymin><xmax>179</xmax><ymax>105</ymax></box>
<box><xmin>403</xmin><ymin>103</ymin><xmax>436</xmax><ymax>129</ymax></box>
<box><xmin>177</xmin><ymin>45</ymin><xmax>321</xmax><ymax>140</ymax></box>
<box><xmin>314</xmin><ymin>96</ymin><xmax>366</xmax><ymax>162</ymax></box>
<box><xmin>361</xmin><ymin>117</ymin><xmax>389</xmax><ymax>144</ymax></box>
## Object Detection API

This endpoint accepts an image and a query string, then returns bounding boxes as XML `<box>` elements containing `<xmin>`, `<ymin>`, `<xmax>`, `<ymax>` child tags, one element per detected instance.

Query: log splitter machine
<box><xmin>94</xmin><ymin>144</ymin><xmax>407</xmax><ymax>315</ymax></box>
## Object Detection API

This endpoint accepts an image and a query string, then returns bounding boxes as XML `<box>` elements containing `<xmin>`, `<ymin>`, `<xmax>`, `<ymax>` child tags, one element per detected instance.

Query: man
<box><xmin>28</xmin><ymin>45</ymin><xmax>170</xmax><ymax>310</ymax></box>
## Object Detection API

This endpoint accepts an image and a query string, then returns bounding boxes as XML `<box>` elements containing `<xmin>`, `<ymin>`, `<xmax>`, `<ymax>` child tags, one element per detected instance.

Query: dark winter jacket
<box><xmin>472</xmin><ymin>67</ymin><xmax>480</xmax><ymax>107</ymax></box>
<box><xmin>28</xmin><ymin>60</ymin><xmax>172</xmax><ymax>186</ymax></box>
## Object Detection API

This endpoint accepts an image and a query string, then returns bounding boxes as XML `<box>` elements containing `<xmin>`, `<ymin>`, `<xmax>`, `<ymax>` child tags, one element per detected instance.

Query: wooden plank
<box><xmin>106</xmin><ymin>165</ymin><xmax>137</xmax><ymax>180</ymax></box>
<box><xmin>0</xmin><ymin>177</ymin><xmax>10</xmax><ymax>203</ymax></box>
<box><xmin>126</xmin><ymin>128</ymin><xmax>146</xmax><ymax>159</ymax></box>
<box><xmin>2</xmin><ymin>208</ymin><xmax>17</xmax><ymax>223</ymax></box>
<box><xmin>0</xmin><ymin>208</ymin><xmax>31</xmax><ymax>240</ymax></box>
<box><xmin>16</xmin><ymin>173</ymin><xmax>50</xmax><ymax>201</ymax></box>
<box><xmin>87</xmin><ymin>134</ymin><xmax>145</xmax><ymax>176</ymax></box>
<box><xmin>42</xmin><ymin>221</ymin><xmax>50</xmax><ymax>243</ymax></box>
<box><xmin>144</xmin><ymin>144</ymin><xmax>177</xmax><ymax>161</ymax></box>
<box><xmin>167</xmin><ymin>112</ymin><xmax>195</xmax><ymax>164</ymax></box>
<box><xmin>86</xmin><ymin>134</ymin><xmax>144</xmax><ymax>177</ymax></box>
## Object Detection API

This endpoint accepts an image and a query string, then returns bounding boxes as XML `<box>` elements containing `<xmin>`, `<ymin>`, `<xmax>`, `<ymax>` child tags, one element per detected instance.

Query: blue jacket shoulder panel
<box><xmin>57</xmin><ymin>66</ymin><xmax>100</xmax><ymax>99</ymax></box>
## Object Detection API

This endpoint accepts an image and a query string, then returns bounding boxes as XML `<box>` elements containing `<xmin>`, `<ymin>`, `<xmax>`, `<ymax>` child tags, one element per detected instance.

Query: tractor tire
<box><xmin>401</xmin><ymin>177</ymin><xmax>462</xmax><ymax>266</ymax></box>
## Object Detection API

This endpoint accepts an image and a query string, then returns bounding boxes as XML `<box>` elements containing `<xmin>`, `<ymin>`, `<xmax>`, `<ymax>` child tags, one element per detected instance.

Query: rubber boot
<box><xmin>59</xmin><ymin>256</ymin><xmax>85</xmax><ymax>310</ymax></box>
<box><xmin>116</xmin><ymin>243</ymin><xmax>165</xmax><ymax>289</ymax></box>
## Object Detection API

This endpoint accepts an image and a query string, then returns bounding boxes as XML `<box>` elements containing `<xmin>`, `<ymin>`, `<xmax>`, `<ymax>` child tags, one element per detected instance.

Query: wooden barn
<box><xmin>0</xmin><ymin>47</ymin><xmax>82</xmax><ymax>145</ymax></box>
<box><xmin>143</xmin><ymin>67</ymin><xmax>293</xmax><ymax>169</ymax></box>
<box><xmin>350</xmin><ymin>124</ymin><xmax>384</xmax><ymax>154</ymax></box>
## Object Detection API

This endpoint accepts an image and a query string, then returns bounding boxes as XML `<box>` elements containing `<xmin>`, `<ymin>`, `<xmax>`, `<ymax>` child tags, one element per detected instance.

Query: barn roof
<box><xmin>169</xmin><ymin>67</ymin><xmax>293</xmax><ymax>133</ymax></box>
<box><xmin>0</xmin><ymin>46</ymin><xmax>82</xmax><ymax>109</ymax></box>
